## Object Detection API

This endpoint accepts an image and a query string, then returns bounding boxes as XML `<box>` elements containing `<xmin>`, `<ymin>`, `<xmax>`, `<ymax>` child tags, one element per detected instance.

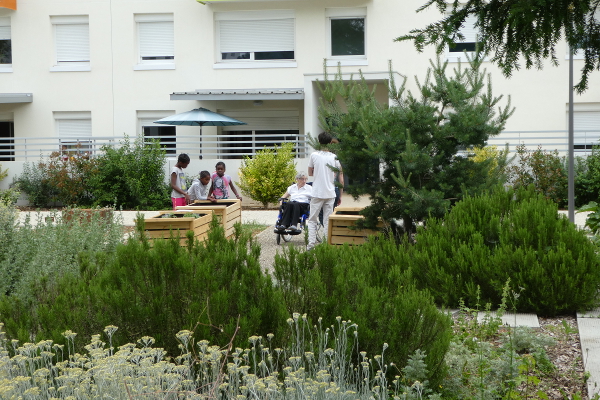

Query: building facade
<box><xmin>0</xmin><ymin>0</ymin><xmax>599</xmax><ymax>192</ymax></box>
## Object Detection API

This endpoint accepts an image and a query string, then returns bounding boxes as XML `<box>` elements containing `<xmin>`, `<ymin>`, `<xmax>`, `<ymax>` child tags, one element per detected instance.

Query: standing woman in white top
<box><xmin>276</xmin><ymin>172</ymin><xmax>312</xmax><ymax>233</ymax></box>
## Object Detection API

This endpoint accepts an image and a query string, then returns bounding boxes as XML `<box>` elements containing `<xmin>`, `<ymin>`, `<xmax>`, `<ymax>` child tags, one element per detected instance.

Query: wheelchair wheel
<box><xmin>277</xmin><ymin>232</ymin><xmax>293</xmax><ymax>245</ymax></box>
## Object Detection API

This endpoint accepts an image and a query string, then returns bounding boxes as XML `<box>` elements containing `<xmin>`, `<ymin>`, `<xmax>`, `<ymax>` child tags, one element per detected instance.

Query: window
<box><xmin>326</xmin><ymin>8</ymin><xmax>366</xmax><ymax>66</ymax></box>
<box><xmin>134</xmin><ymin>14</ymin><xmax>175</xmax><ymax>70</ymax></box>
<box><xmin>54</xmin><ymin>112</ymin><xmax>92</xmax><ymax>156</ymax></box>
<box><xmin>218</xmin><ymin>110</ymin><xmax>302</xmax><ymax>159</ymax></box>
<box><xmin>0</xmin><ymin>120</ymin><xmax>14</xmax><ymax>161</ymax></box>
<box><xmin>447</xmin><ymin>15</ymin><xmax>479</xmax><ymax>62</ymax></box>
<box><xmin>0</xmin><ymin>17</ymin><xmax>11</xmax><ymax>71</ymax></box>
<box><xmin>51</xmin><ymin>15</ymin><xmax>90</xmax><ymax>72</ymax></box>
<box><xmin>215</xmin><ymin>10</ymin><xmax>296</xmax><ymax>68</ymax></box>
<box><xmin>573</xmin><ymin>105</ymin><xmax>600</xmax><ymax>152</ymax></box>
<box><xmin>138</xmin><ymin>111</ymin><xmax>177</xmax><ymax>155</ymax></box>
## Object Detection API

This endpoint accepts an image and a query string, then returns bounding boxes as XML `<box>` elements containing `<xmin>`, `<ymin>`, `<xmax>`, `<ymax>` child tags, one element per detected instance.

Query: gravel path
<box><xmin>254</xmin><ymin>225</ymin><xmax>308</xmax><ymax>275</ymax></box>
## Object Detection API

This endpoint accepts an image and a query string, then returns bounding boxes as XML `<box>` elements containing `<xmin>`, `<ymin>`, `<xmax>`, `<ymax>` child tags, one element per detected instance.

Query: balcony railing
<box><xmin>0</xmin><ymin>132</ymin><xmax>309</xmax><ymax>162</ymax></box>
<box><xmin>0</xmin><ymin>130</ymin><xmax>598</xmax><ymax>163</ymax></box>
<box><xmin>486</xmin><ymin>130</ymin><xmax>600</xmax><ymax>156</ymax></box>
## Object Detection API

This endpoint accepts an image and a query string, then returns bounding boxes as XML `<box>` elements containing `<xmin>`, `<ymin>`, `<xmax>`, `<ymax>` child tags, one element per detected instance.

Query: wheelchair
<box><xmin>274</xmin><ymin>198</ymin><xmax>323</xmax><ymax>245</ymax></box>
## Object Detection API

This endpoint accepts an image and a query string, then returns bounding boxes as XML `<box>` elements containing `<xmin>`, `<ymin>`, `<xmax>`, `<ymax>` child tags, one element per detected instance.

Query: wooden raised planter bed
<box><xmin>144</xmin><ymin>210</ymin><xmax>213</xmax><ymax>246</ymax></box>
<box><xmin>327</xmin><ymin>206</ymin><xmax>383</xmax><ymax>245</ymax></box>
<box><xmin>176</xmin><ymin>199</ymin><xmax>242</xmax><ymax>238</ymax></box>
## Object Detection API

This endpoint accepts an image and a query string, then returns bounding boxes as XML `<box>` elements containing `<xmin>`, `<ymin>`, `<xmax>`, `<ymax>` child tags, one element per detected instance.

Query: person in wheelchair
<box><xmin>276</xmin><ymin>172</ymin><xmax>312</xmax><ymax>233</ymax></box>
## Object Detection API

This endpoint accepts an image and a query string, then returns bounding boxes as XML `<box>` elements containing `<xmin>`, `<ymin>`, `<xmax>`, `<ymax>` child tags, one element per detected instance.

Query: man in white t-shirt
<box><xmin>307</xmin><ymin>132</ymin><xmax>344</xmax><ymax>250</ymax></box>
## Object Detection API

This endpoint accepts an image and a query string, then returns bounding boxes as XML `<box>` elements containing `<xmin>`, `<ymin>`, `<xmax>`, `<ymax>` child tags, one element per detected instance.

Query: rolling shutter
<box><xmin>220</xmin><ymin>110</ymin><xmax>299</xmax><ymax>131</ymax></box>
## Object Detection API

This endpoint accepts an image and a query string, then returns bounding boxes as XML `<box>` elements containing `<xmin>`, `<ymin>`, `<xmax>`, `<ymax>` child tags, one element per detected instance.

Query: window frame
<box><xmin>326</xmin><ymin>8</ymin><xmax>367</xmax><ymax>67</ymax></box>
<box><xmin>445</xmin><ymin>14</ymin><xmax>480</xmax><ymax>62</ymax></box>
<box><xmin>138</xmin><ymin>111</ymin><xmax>178</xmax><ymax>155</ymax></box>
<box><xmin>50</xmin><ymin>15</ymin><xmax>91</xmax><ymax>72</ymax></box>
<box><xmin>0</xmin><ymin>16</ymin><xmax>12</xmax><ymax>72</ymax></box>
<box><xmin>134</xmin><ymin>13</ymin><xmax>175</xmax><ymax>71</ymax></box>
<box><xmin>54</xmin><ymin>111</ymin><xmax>92</xmax><ymax>156</ymax></box>
<box><xmin>214</xmin><ymin>10</ymin><xmax>297</xmax><ymax>69</ymax></box>
<box><xmin>571</xmin><ymin>103</ymin><xmax>600</xmax><ymax>153</ymax></box>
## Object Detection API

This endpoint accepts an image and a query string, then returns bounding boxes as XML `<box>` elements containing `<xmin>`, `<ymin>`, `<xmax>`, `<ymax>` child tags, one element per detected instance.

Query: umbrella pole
<box><xmin>199</xmin><ymin>126</ymin><xmax>203</xmax><ymax>160</ymax></box>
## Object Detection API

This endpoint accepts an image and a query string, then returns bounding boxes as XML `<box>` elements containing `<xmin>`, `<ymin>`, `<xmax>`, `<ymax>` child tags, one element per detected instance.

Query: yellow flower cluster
<box><xmin>1</xmin><ymin>318</ymin><xmax>397</xmax><ymax>400</ymax></box>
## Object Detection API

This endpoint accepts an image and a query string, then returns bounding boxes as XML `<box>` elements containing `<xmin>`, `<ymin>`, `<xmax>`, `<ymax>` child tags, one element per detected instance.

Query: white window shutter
<box><xmin>139</xmin><ymin>21</ymin><xmax>174</xmax><ymax>59</ymax></box>
<box><xmin>58</xmin><ymin>119</ymin><xmax>92</xmax><ymax>138</ymax></box>
<box><xmin>56</xmin><ymin>24</ymin><xmax>90</xmax><ymax>62</ymax></box>
<box><xmin>220</xmin><ymin>18</ymin><xmax>294</xmax><ymax>53</ymax></box>
<box><xmin>0</xmin><ymin>26</ymin><xmax>10</xmax><ymax>41</ymax></box>
<box><xmin>574</xmin><ymin>111</ymin><xmax>600</xmax><ymax>132</ymax></box>
<box><xmin>459</xmin><ymin>15</ymin><xmax>478</xmax><ymax>43</ymax></box>
<box><xmin>221</xmin><ymin>110</ymin><xmax>299</xmax><ymax>131</ymax></box>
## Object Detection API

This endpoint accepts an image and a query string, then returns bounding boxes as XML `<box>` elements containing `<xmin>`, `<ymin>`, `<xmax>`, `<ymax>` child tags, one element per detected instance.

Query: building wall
<box><xmin>0</xmin><ymin>0</ymin><xmax>599</xmax><ymax>196</ymax></box>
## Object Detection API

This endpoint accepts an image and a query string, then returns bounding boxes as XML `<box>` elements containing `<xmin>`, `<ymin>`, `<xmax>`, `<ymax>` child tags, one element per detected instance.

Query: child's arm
<box><xmin>229</xmin><ymin>180</ymin><xmax>242</xmax><ymax>200</ymax></box>
<box><xmin>187</xmin><ymin>181</ymin><xmax>198</xmax><ymax>201</ymax></box>
<box><xmin>208</xmin><ymin>181</ymin><xmax>216</xmax><ymax>202</ymax></box>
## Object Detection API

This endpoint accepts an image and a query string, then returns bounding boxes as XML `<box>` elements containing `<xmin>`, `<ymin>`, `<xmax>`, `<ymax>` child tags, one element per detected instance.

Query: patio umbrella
<box><xmin>154</xmin><ymin>107</ymin><xmax>247</xmax><ymax>127</ymax></box>
<box><xmin>154</xmin><ymin>107</ymin><xmax>247</xmax><ymax>158</ymax></box>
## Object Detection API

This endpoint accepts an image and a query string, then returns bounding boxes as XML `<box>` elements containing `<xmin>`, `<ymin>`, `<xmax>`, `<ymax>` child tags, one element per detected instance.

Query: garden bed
<box><xmin>327</xmin><ymin>206</ymin><xmax>383</xmax><ymax>245</ymax></box>
<box><xmin>176</xmin><ymin>199</ymin><xmax>241</xmax><ymax>238</ymax></box>
<box><xmin>144</xmin><ymin>210</ymin><xmax>213</xmax><ymax>245</ymax></box>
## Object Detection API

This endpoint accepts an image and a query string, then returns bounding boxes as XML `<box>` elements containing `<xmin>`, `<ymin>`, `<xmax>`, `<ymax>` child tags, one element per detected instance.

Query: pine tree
<box><xmin>319</xmin><ymin>56</ymin><xmax>514</xmax><ymax>235</ymax></box>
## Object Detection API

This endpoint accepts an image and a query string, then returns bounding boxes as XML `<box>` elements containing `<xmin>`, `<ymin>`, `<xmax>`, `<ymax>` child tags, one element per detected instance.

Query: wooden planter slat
<box><xmin>327</xmin><ymin>206</ymin><xmax>383</xmax><ymax>246</ymax></box>
<box><xmin>144</xmin><ymin>210</ymin><xmax>213</xmax><ymax>245</ymax></box>
<box><xmin>176</xmin><ymin>199</ymin><xmax>242</xmax><ymax>238</ymax></box>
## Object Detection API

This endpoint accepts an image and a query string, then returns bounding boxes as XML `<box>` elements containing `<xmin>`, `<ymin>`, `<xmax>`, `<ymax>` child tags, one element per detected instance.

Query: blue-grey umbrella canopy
<box><xmin>154</xmin><ymin>107</ymin><xmax>247</xmax><ymax>126</ymax></box>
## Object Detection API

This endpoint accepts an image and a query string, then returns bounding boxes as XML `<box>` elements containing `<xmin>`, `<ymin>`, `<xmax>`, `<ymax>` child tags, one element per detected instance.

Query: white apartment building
<box><xmin>0</xmin><ymin>0</ymin><xmax>599</xmax><ymax>191</ymax></box>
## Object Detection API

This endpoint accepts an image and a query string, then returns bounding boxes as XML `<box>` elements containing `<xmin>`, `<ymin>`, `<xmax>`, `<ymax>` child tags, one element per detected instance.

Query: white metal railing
<box><xmin>487</xmin><ymin>130</ymin><xmax>600</xmax><ymax>156</ymax></box>
<box><xmin>0</xmin><ymin>132</ymin><xmax>309</xmax><ymax>162</ymax></box>
<box><xmin>0</xmin><ymin>130</ymin><xmax>597</xmax><ymax>162</ymax></box>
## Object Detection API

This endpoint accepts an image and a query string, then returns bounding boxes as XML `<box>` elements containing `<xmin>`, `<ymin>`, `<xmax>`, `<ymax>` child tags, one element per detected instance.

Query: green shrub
<box><xmin>0</xmin><ymin>207</ymin><xmax>124</xmax><ymax>302</ymax></box>
<box><xmin>507</xmin><ymin>144</ymin><xmax>568</xmax><ymax>207</ymax></box>
<box><xmin>273</xmin><ymin>241</ymin><xmax>453</xmax><ymax>388</ymax></box>
<box><xmin>0</xmin><ymin>163</ymin><xmax>19</xmax><ymax>205</ymax></box>
<box><xmin>0</xmin><ymin>199</ymin><xmax>18</xmax><ymax>267</ymax></box>
<box><xmin>408</xmin><ymin>186</ymin><xmax>600</xmax><ymax>315</ymax></box>
<box><xmin>14</xmin><ymin>153</ymin><xmax>99</xmax><ymax>208</ymax></box>
<box><xmin>575</xmin><ymin>144</ymin><xmax>600</xmax><ymax>207</ymax></box>
<box><xmin>13</xmin><ymin>161</ymin><xmax>58</xmax><ymax>207</ymax></box>
<box><xmin>87</xmin><ymin>136</ymin><xmax>171</xmax><ymax>209</ymax></box>
<box><xmin>0</xmin><ymin>217</ymin><xmax>288</xmax><ymax>356</ymax></box>
<box><xmin>44</xmin><ymin>151</ymin><xmax>99</xmax><ymax>206</ymax></box>
<box><xmin>238</xmin><ymin>142</ymin><xmax>297</xmax><ymax>209</ymax></box>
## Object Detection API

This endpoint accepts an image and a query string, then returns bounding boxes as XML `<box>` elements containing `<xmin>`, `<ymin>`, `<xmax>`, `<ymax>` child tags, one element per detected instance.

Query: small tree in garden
<box><xmin>507</xmin><ymin>144</ymin><xmax>568</xmax><ymax>208</ymax></box>
<box><xmin>319</xmin><ymin>56</ymin><xmax>514</xmax><ymax>232</ymax></box>
<box><xmin>88</xmin><ymin>136</ymin><xmax>170</xmax><ymax>210</ymax></box>
<box><xmin>238</xmin><ymin>142</ymin><xmax>297</xmax><ymax>209</ymax></box>
<box><xmin>575</xmin><ymin>143</ymin><xmax>600</xmax><ymax>207</ymax></box>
